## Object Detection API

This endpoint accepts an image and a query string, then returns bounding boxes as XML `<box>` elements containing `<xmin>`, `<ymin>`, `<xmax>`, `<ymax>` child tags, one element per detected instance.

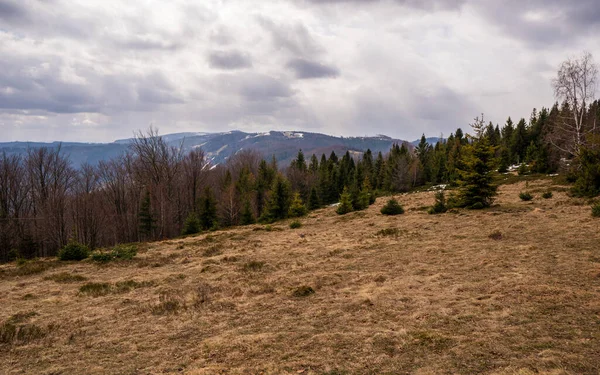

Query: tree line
<box><xmin>1</xmin><ymin>53</ymin><xmax>599</xmax><ymax>262</ymax></box>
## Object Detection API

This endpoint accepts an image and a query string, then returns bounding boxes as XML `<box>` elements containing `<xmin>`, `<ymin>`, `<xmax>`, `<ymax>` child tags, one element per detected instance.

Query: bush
<box><xmin>293</xmin><ymin>285</ymin><xmax>315</xmax><ymax>297</ymax></box>
<box><xmin>380</xmin><ymin>198</ymin><xmax>404</xmax><ymax>215</ymax></box>
<box><xmin>542</xmin><ymin>191</ymin><xmax>553</xmax><ymax>199</ymax></box>
<box><xmin>91</xmin><ymin>244</ymin><xmax>137</xmax><ymax>263</ymax></box>
<box><xmin>428</xmin><ymin>191</ymin><xmax>447</xmax><ymax>214</ymax></box>
<box><xmin>44</xmin><ymin>272</ymin><xmax>87</xmax><ymax>283</ymax></box>
<box><xmin>517</xmin><ymin>163</ymin><xmax>529</xmax><ymax>175</ymax></box>
<box><xmin>79</xmin><ymin>282</ymin><xmax>112</xmax><ymax>297</ymax></box>
<box><xmin>519</xmin><ymin>192</ymin><xmax>533</xmax><ymax>201</ymax></box>
<box><xmin>592</xmin><ymin>202</ymin><xmax>600</xmax><ymax>218</ymax></box>
<box><xmin>112</xmin><ymin>244</ymin><xmax>137</xmax><ymax>260</ymax></box>
<box><xmin>181</xmin><ymin>212</ymin><xmax>201</xmax><ymax>235</ymax></box>
<box><xmin>289</xmin><ymin>220</ymin><xmax>302</xmax><ymax>229</ymax></box>
<box><xmin>376</xmin><ymin>228</ymin><xmax>400</xmax><ymax>237</ymax></box>
<box><xmin>57</xmin><ymin>241</ymin><xmax>89</xmax><ymax>261</ymax></box>
<box><xmin>488</xmin><ymin>230</ymin><xmax>502</xmax><ymax>240</ymax></box>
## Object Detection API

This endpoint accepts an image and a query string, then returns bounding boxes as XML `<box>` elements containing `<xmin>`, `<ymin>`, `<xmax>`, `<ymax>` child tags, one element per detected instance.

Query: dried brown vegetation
<box><xmin>1</xmin><ymin>179</ymin><xmax>599</xmax><ymax>374</ymax></box>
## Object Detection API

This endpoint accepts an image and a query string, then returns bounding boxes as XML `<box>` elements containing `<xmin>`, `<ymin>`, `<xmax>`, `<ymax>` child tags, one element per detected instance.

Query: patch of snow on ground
<box><xmin>429</xmin><ymin>184</ymin><xmax>447</xmax><ymax>191</ymax></box>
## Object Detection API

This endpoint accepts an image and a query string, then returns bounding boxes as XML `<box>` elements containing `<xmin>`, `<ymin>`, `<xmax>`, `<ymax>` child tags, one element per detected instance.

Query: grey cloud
<box><xmin>115</xmin><ymin>36</ymin><xmax>183</xmax><ymax>51</ymax></box>
<box><xmin>475</xmin><ymin>0</ymin><xmax>600</xmax><ymax>47</ymax></box>
<box><xmin>287</xmin><ymin>58</ymin><xmax>339</xmax><ymax>79</ymax></box>
<box><xmin>210</xmin><ymin>26</ymin><xmax>235</xmax><ymax>45</ymax></box>
<box><xmin>0</xmin><ymin>54</ymin><xmax>183</xmax><ymax>114</ymax></box>
<box><xmin>258</xmin><ymin>17</ymin><xmax>322</xmax><ymax>57</ymax></box>
<box><xmin>0</xmin><ymin>0</ymin><xmax>27</xmax><ymax>21</ymax></box>
<box><xmin>208</xmin><ymin>50</ymin><xmax>253</xmax><ymax>70</ymax></box>
<box><xmin>238</xmin><ymin>74</ymin><xmax>294</xmax><ymax>101</ymax></box>
<box><xmin>301</xmin><ymin>0</ymin><xmax>464</xmax><ymax>11</ymax></box>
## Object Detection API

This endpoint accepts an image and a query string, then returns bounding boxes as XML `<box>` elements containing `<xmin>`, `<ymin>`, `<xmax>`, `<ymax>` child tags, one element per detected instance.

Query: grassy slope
<box><xmin>1</xmin><ymin>179</ymin><xmax>599</xmax><ymax>375</ymax></box>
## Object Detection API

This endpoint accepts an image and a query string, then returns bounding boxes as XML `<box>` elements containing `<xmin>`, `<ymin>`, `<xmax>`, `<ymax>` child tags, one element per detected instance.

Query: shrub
<box><xmin>428</xmin><ymin>191</ymin><xmax>447</xmax><ymax>214</ymax></box>
<box><xmin>91</xmin><ymin>244</ymin><xmax>137</xmax><ymax>263</ymax></box>
<box><xmin>293</xmin><ymin>285</ymin><xmax>315</xmax><ymax>297</ymax></box>
<box><xmin>57</xmin><ymin>241</ymin><xmax>89</xmax><ymax>261</ymax></box>
<box><xmin>380</xmin><ymin>198</ymin><xmax>404</xmax><ymax>215</ymax></box>
<box><xmin>289</xmin><ymin>220</ymin><xmax>302</xmax><ymax>229</ymax></box>
<box><xmin>0</xmin><ymin>321</ymin><xmax>47</xmax><ymax>344</ymax></box>
<box><xmin>517</xmin><ymin>163</ymin><xmax>529</xmax><ymax>175</ymax></box>
<box><xmin>79</xmin><ymin>282</ymin><xmax>112</xmax><ymax>297</ymax></box>
<box><xmin>519</xmin><ymin>192</ymin><xmax>533</xmax><ymax>201</ymax></box>
<box><xmin>376</xmin><ymin>228</ymin><xmax>400</xmax><ymax>237</ymax></box>
<box><xmin>592</xmin><ymin>201</ymin><xmax>600</xmax><ymax>218</ymax></box>
<box><xmin>181</xmin><ymin>212</ymin><xmax>201</xmax><ymax>235</ymax></box>
<box><xmin>44</xmin><ymin>272</ymin><xmax>87</xmax><ymax>283</ymax></box>
<box><xmin>488</xmin><ymin>230</ymin><xmax>502</xmax><ymax>240</ymax></box>
<box><xmin>542</xmin><ymin>191</ymin><xmax>553</xmax><ymax>199</ymax></box>
<box><xmin>11</xmin><ymin>261</ymin><xmax>53</xmax><ymax>276</ymax></box>
<box><xmin>112</xmin><ymin>244</ymin><xmax>137</xmax><ymax>260</ymax></box>
<box><xmin>0</xmin><ymin>322</ymin><xmax>17</xmax><ymax>343</ymax></box>
<box><xmin>151</xmin><ymin>291</ymin><xmax>185</xmax><ymax>315</ymax></box>
<box><xmin>90</xmin><ymin>252</ymin><xmax>114</xmax><ymax>263</ymax></box>
<box><xmin>243</xmin><ymin>260</ymin><xmax>265</xmax><ymax>272</ymax></box>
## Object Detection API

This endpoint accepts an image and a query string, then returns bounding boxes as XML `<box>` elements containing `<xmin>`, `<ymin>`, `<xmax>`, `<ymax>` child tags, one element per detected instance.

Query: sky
<box><xmin>1</xmin><ymin>0</ymin><xmax>599</xmax><ymax>143</ymax></box>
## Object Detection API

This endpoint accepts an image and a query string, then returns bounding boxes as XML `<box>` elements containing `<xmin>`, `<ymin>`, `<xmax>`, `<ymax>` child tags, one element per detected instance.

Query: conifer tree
<box><xmin>363</xmin><ymin>176</ymin><xmax>376</xmax><ymax>205</ymax></box>
<box><xmin>139</xmin><ymin>190</ymin><xmax>155</xmax><ymax>238</ymax></box>
<box><xmin>457</xmin><ymin>120</ymin><xmax>498</xmax><ymax>209</ymax></box>
<box><xmin>309</xmin><ymin>154</ymin><xmax>319</xmax><ymax>173</ymax></box>
<box><xmin>374</xmin><ymin>152</ymin><xmax>385</xmax><ymax>190</ymax></box>
<box><xmin>288</xmin><ymin>192</ymin><xmax>308</xmax><ymax>217</ymax></box>
<box><xmin>182</xmin><ymin>212</ymin><xmax>201</xmax><ymax>235</ymax></box>
<box><xmin>256</xmin><ymin>159</ymin><xmax>275</xmax><ymax>216</ymax></box>
<box><xmin>336</xmin><ymin>186</ymin><xmax>354</xmax><ymax>215</ymax></box>
<box><xmin>511</xmin><ymin>118</ymin><xmax>529</xmax><ymax>164</ymax></box>
<box><xmin>198</xmin><ymin>187</ymin><xmax>218</xmax><ymax>230</ymax></box>
<box><xmin>260</xmin><ymin>174</ymin><xmax>292</xmax><ymax>223</ymax></box>
<box><xmin>240</xmin><ymin>199</ymin><xmax>256</xmax><ymax>225</ymax></box>
<box><xmin>308</xmin><ymin>186</ymin><xmax>321</xmax><ymax>210</ymax></box>
<box><xmin>416</xmin><ymin>134</ymin><xmax>432</xmax><ymax>183</ymax></box>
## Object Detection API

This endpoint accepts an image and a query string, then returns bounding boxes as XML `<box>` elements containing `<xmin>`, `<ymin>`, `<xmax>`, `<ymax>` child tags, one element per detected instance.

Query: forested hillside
<box><xmin>1</xmin><ymin>98</ymin><xmax>600</xmax><ymax>262</ymax></box>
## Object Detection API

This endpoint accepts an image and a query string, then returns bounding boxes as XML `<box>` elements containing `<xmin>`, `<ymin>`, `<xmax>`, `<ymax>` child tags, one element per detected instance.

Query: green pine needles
<box><xmin>380</xmin><ymin>198</ymin><xmax>404</xmax><ymax>215</ymax></box>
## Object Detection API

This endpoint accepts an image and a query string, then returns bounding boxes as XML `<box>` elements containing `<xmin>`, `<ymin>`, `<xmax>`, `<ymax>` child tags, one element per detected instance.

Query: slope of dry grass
<box><xmin>1</xmin><ymin>178</ymin><xmax>599</xmax><ymax>375</ymax></box>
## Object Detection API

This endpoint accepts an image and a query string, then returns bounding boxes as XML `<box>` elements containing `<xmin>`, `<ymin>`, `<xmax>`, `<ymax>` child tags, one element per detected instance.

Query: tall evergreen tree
<box><xmin>260</xmin><ymin>174</ymin><xmax>292</xmax><ymax>223</ymax></box>
<box><xmin>457</xmin><ymin>137</ymin><xmax>498</xmax><ymax>209</ymax></box>
<box><xmin>198</xmin><ymin>187</ymin><xmax>218</xmax><ymax>230</ymax></box>
<box><xmin>139</xmin><ymin>190</ymin><xmax>155</xmax><ymax>238</ymax></box>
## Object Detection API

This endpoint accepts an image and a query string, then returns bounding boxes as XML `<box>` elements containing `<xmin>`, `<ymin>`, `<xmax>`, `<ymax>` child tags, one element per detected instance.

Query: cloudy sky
<box><xmin>1</xmin><ymin>0</ymin><xmax>599</xmax><ymax>143</ymax></box>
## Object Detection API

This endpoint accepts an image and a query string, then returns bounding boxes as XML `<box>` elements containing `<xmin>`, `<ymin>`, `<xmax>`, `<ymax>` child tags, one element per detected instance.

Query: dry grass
<box><xmin>1</xmin><ymin>179</ymin><xmax>600</xmax><ymax>374</ymax></box>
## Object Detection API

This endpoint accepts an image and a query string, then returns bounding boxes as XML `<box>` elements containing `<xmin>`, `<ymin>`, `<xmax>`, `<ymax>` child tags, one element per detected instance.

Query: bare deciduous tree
<box><xmin>551</xmin><ymin>51</ymin><xmax>598</xmax><ymax>156</ymax></box>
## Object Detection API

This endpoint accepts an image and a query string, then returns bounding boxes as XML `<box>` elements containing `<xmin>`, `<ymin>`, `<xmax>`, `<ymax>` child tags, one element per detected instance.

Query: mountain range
<box><xmin>0</xmin><ymin>130</ymin><xmax>441</xmax><ymax>168</ymax></box>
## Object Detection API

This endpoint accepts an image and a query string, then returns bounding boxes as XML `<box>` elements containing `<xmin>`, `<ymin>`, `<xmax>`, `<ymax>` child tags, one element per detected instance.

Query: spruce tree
<box><xmin>260</xmin><ymin>174</ymin><xmax>292</xmax><ymax>223</ymax></box>
<box><xmin>182</xmin><ymin>212</ymin><xmax>201</xmax><ymax>235</ymax></box>
<box><xmin>288</xmin><ymin>192</ymin><xmax>308</xmax><ymax>217</ymax></box>
<box><xmin>336</xmin><ymin>186</ymin><xmax>354</xmax><ymax>215</ymax></box>
<box><xmin>139</xmin><ymin>190</ymin><xmax>155</xmax><ymax>238</ymax></box>
<box><xmin>457</xmin><ymin>137</ymin><xmax>498</xmax><ymax>209</ymax></box>
<box><xmin>198</xmin><ymin>187</ymin><xmax>218</xmax><ymax>230</ymax></box>
<box><xmin>308</xmin><ymin>186</ymin><xmax>321</xmax><ymax>210</ymax></box>
<box><xmin>240</xmin><ymin>199</ymin><xmax>256</xmax><ymax>225</ymax></box>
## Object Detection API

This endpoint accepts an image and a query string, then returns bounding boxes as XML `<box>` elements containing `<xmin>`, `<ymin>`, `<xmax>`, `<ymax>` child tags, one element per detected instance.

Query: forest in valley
<box><xmin>1</xmin><ymin>54</ymin><xmax>600</xmax><ymax>262</ymax></box>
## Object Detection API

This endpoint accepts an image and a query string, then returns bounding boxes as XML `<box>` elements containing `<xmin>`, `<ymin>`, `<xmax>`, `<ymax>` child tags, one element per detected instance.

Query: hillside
<box><xmin>0</xmin><ymin>131</ymin><xmax>411</xmax><ymax>168</ymax></box>
<box><xmin>1</xmin><ymin>178</ymin><xmax>600</xmax><ymax>374</ymax></box>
